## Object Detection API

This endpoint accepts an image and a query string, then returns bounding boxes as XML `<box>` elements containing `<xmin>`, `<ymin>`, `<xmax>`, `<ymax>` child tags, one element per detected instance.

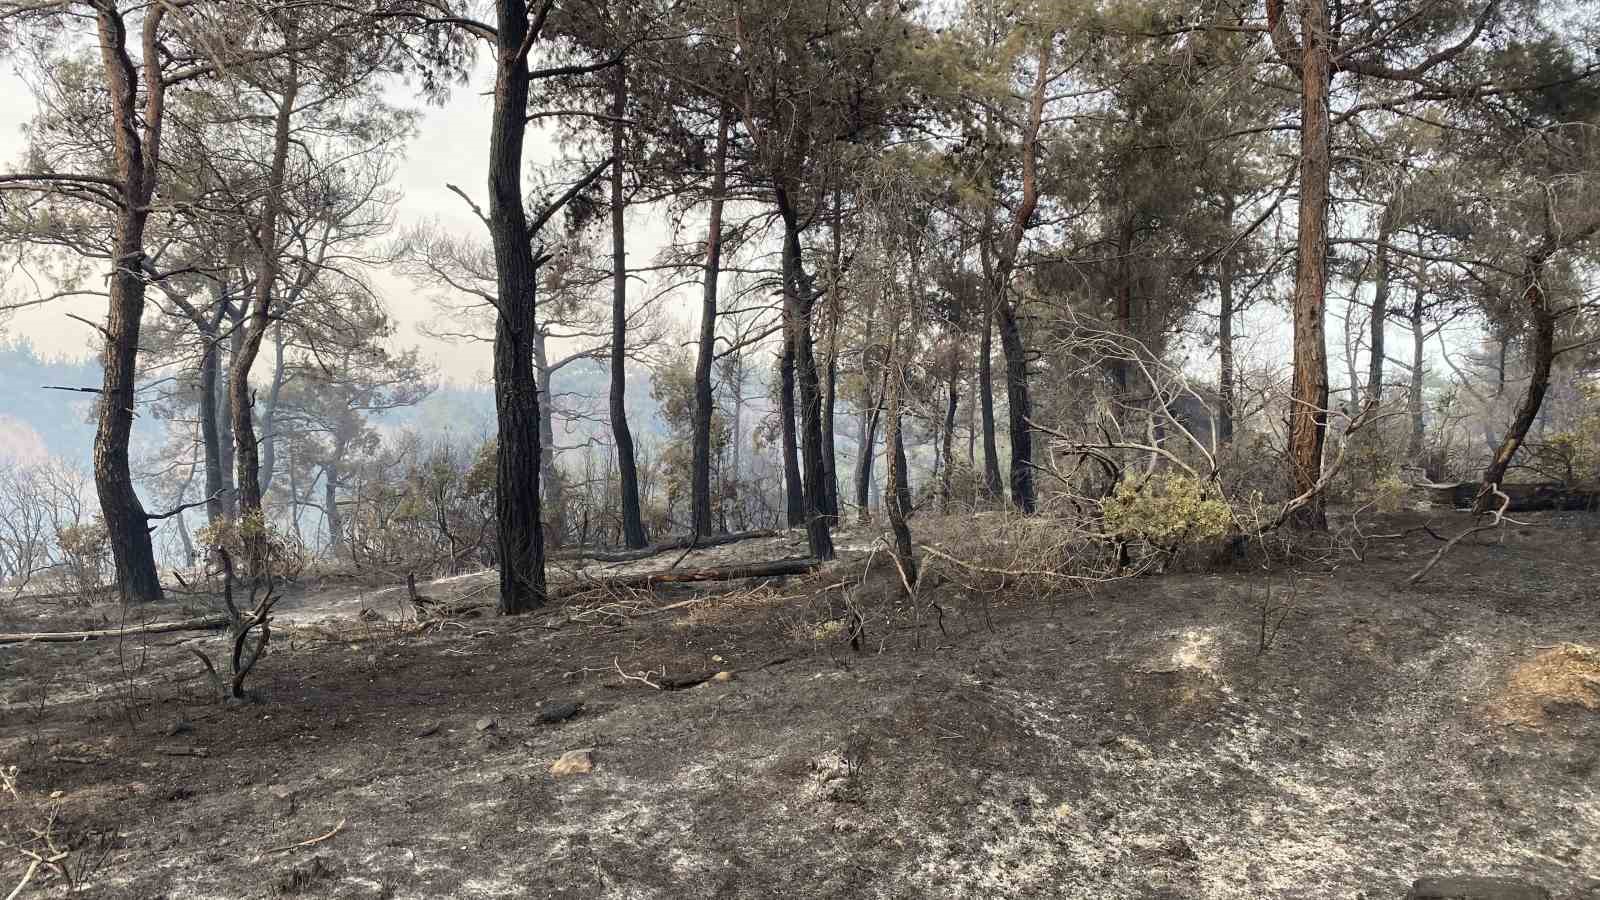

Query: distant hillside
<box><xmin>0</xmin><ymin>339</ymin><xmax>102</xmax><ymax>464</ymax></box>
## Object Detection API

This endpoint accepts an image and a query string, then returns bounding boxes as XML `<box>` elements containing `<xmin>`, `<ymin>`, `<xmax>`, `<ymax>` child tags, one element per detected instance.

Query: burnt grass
<box><xmin>3</xmin><ymin>512</ymin><xmax>1600</xmax><ymax>899</ymax></box>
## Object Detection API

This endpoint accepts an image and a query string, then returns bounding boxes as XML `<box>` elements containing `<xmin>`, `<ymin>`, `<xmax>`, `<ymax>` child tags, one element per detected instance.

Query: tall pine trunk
<box><xmin>231</xmin><ymin>63</ymin><xmax>299</xmax><ymax>570</ymax></box>
<box><xmin>1217</xmin><ymin>231</ymin><xmax>1237</xmax><ymax>446</ymax></box>
<box><xmin>93</xmin><ymin>2</ymin><xmax>168</xmax><ymax>602</ymax></box>
<box><xmin>1286</xmin><ymin>0</ymin><xmax>1333</xmax><ymax>528</ymax></box>
<box><xmin>780</xmin><ymin>339</ymin><xmax>804</xmax><ymax>525</ymax></box>
<box><xmin>691</xmin><ymin>107</ymin><xmax>729</xmax><ymax>537</ymax></box>
<box><xmin>977</xmin><ymin>250</ymin><xmax>1005</xmax><ymax>500</ymax></box>
<box><xmin>1407</xmin><ymin>247</ymin><xmax>1427</xmax><ymax>462</ymax></box>
<box><xmin>610</xmin><ymin>65</ymin><xmax>647</xmax><ymax>549</ymax></box>
<box><xmin>776</xmin><ymin>183</ymin><xmax>834</xmax><ymax>560</ymax></box>
<box><xmin>486</xmin><ymin>0</ymin><xmax>547</xmax><ymax>613</ymax></box>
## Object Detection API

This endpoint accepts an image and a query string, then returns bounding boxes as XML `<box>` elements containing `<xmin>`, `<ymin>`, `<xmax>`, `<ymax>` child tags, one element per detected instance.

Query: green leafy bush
<box><xmin>1102</xmin><ymin>471</ymin><xmax>1233</xmax><ymax>546</ymax></box>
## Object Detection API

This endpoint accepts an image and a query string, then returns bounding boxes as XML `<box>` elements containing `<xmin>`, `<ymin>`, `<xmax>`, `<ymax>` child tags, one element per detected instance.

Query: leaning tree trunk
<box><xmin>92</xmin><ymin>2</ymin><xmax>166</xmax><ymax>603</ymax></box>
<box><xmin>610</xmin><ymin>65</ymin><xmax>647</xmax><ymax>549</ymax></box>
<box><xmin>486</xmin><ymin>0</ymin><xmax>547</xmax><ymax>613</ymax></box>
<box><xmin>1286</xmin><ymin>2</ymin><xmax>1333</xmax><ymax>529</ymax></box>
<box><xmin>1479</xmin><ymin>252</ymin><xmax>1555</xmax><ymax>505</ymax></box>
<box><xmin>691</xmin><ymin>107</ymin><xmax>729</xmax><ymax>538</ymax></box>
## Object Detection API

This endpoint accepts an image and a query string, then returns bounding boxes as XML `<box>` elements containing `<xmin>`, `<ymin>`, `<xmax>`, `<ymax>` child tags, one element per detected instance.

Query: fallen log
<box><xmin>552</xmin><ymin>529</ymin><xmax>780</xmax><ymax>564</ymax></box>
<box><xmin>557</xmin><ymin>557</ymin><xmax>819</xmax><ymax>596</ymax></box>
<box><xmin>1420</xmin><ymin>481</ymin><xmax>1600</xmax><ymax>512</ymax></box>
<box><xmin>0</xmin><ymin>614</ymin><xmax>229</xmax><ymax>645</ymax></box>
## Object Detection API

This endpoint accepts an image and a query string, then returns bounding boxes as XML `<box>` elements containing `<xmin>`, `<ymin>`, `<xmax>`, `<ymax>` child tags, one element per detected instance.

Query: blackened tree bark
<box><xmin>779</xmin><ymin>338</ymin><xmax>804</xmax><ymax>525</ymax></box>
<box><xmin>609</xmin><ymin>64</ymin><xmax>647</xmax><ymax>549</ymax></box>
<box><xmin>1365</xmin><ymin>197</ymin><xmax>1400</xmax><ymax>406</ymax></box>
<box><xmin>776</xmin><ymin>183</ymin><xmax>834</xmax><ymax>560</ymax></box>
<box><xmin>976</xmin><ymin>272</ymin><xmax>1005</xmax><ymax>499</ymax></box>
<box><xmin>486</xmin><ymin>0</ymin><xmax>548</xmax><ymax>613</ymax></box>
<box><xmin>532</xmin><ymin>329</ymin><xmax>565</xmax><ymax>546</ymax></box>
<box><xmin>1217</xmin><ymin>223</ymin><xmax>1237</xmax><ymax>446</ymax></box>
<box><xmin>1406</xmin><ymin>246</ymin><xmax>1427</xmax><ymax>461</ymax></box>
<box><xmin>259</xmin><ymin>323</ymin><xmax>288</xmax><ymax>495</ymax></box>
<box><xmin>92</xmin><ymin>2</ymin><xmax>168</xmax><ymax>602</ymax></box>
<box><xmin>690</xmin><ymin>106</ymin><xmax>730</xmax><ymax>538</ymax></box>
<box><xmin>883</xmin><ymin>313</ymin><xmax>915</xmax><ymax>592</ymax></box>
<box><xmin>985</xmin><ymin>35</ymin><xmax>1052</xmax><ymax>515</ymax></box>
<box><xmin>940</xmin><ymin>343</ymin><xmax>959</xmax><ymax>513</ymax></box>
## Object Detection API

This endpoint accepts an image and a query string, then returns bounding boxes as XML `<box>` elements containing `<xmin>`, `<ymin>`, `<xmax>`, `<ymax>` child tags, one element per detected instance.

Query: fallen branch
<box><xmin>5</xmin><ymin>860</ymin><xmax>39</xmax><ymax>900</ymax></box>
<box><xmin>262</xmin><ymin>818</ymin><xmax>347</xmax><ymax>856</ymax></box>
<box><xmin>0</xmin><ymin>615</ymin><xmax>229</xmax><ymax>645</ymax></box>
<box><xmin>613</xmin><ymin>656</ymin><xmax>662</xmax><ymax>690</ymax></box>
<box><xmin>1408</xmin><ymin>485</ymin><xmax>1518</xmax><ymax>585</ymax></box>
<box><xmin>916</xmin><ymin>544</ymin><xmax>1134</xmax><ymax>584</ymax></box>
<box><xmin>552</xmin><ymin>529</ymin><xmax>779</xmax><ymax>563</ymax></box>
<box><xmin>559</xmin><ymin>557</ymin><xmax>819</xmax><ymax>596</ymax></box>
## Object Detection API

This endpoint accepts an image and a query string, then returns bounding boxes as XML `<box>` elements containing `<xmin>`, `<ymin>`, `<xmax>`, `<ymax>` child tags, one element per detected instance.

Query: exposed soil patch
<box><xmin>3</xmin><ymin>512</ymin><xmax>1600</xmax><ymax>898</ymax></box>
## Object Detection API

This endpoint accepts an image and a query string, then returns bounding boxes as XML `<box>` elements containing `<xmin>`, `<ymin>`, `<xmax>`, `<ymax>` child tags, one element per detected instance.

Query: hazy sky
<box><xmin>0</xmin><ymin>59</ymin><xmax>685</xmax><ymax>386</ymax></box>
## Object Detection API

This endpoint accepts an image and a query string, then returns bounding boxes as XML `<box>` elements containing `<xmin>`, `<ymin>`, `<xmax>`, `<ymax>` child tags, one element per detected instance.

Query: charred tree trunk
<box><xmin>986</xmin><ymin>35</ymin><xmax>1051</xmax><ymax>515</ymax></box>
<box><xmin>776</xmin><ymin>185</ymin><xmax>835</xmax><ymax>561</ymax></box>
<box><xmin>92</xmin><ymin>2</ymin><xmax>168</xmax><ymax>603</ymax></box>
<box><xmin>996</xmin><ymin>303</ymin><xmax>1034</xmax><ymax>512</ymax></box>
<box><xmin>883</xmin><ymin>332</ymin><xmax>916</xmax><ymax>594</ymax></box>
<box><xmin>259</xmin><ymin>322</ymin><xmax>287</xmax><ymax>495</ymax></box>
<box><xmin>1479</xmin><ymin>252</ymin><xmax>1555</xmax><ymax>502</ymax></box>
<box><xmin>940</xmin><ymin>345</ymin><xmax>959</xmax><ymax>513</ymax></box>
<box><xmin>532</xmin><ymin>330</ymin><xmax>564</xmax><ymax>547</ymax></box>
<box><xmin>1217</xmin><ymin>230</ymin><xmax>1237</xmax><ymax>446</ymax></box>
<box><xmin>231</xmin><ymin>66</ymin><xmax>299</xmax><ymax>569</ymax></box>
<box><xmin>197</xmin><ymin>299</ymin><xmax>229</xmax><ymax>526</ymax></box>
<box><xmin>1286</xmin><ymin>2</ymin><xmax>1333</xmax><ymax>529</ymax></box>
<box><xmin>219</xmin><ymin>304</ymin><xmax>239</xmax><ymax>521</ymax></box>
<box><xmin>691</xmin><ymin>108</ymin><xmax>729</xmax><ymax>538</ymax></box>
<box><xmin>1366</xmin><ymin>199</ymin><xmax>1398</xmax><ymax>407</ymax></box>
<box><xmin>977</xmin><ymin>248</ymin><xmax>1005</xmax><ymax>501</ymax></box>
<box><xmin>1407</xmin><ymin>247</ymin><xmax>1427</xmax><ymax>462</ymax></box>
<box><xmin>610</xmin><ymin>65</ymin><xmax>647</xmax><ymax>549</ymax></box>
<box><xmin>779</xmin><ymin>339</ymin><xmax>804</xmax><ymax>526</ymax></box>
<box><xmin>323</xmin><ymin>461</ymin><xmax>342</xmax><ymax>557</ymax></box>
<box><xmin>487</xmin><ymin>0</ymin><xmax>547</xmax><ymax>613</ymax></box>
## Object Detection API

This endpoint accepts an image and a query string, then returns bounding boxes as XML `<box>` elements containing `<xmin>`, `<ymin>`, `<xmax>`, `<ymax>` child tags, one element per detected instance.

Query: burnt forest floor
<box><xmin>4</xmin><ymin>511</ymin><xmax>1600</xmax><ymax>899</ymax></box>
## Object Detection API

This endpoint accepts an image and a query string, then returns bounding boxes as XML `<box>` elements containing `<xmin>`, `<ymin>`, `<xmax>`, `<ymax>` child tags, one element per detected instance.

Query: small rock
<box><xmin>165</xmin><ymin>718</ymin><xmax>192</xmax><ymax>737</ymax></box>
<box><xmin>1407</xmin><ymin>877</ymin><xmax>1553</xmax><ymax>900</ymax></box>
<box><xmin>550</xmin><ymin>748</ymin><xmax>594</xmax><ymax>777</ymax></box>
<box><xmin>415</xmin><ymin>722</ymin><xmax>440</xmax><ymax>738</ymax></box>
<box><xmin>712</xmin><ymin>670</ymin><xmax>735</xmax><ymax>683</ymax></box>
<box><xmin>536</xmin><ymin>701</ymin><xmax>583</xmax><ymax>725</ymax></box>
<box><xmin>474</xmin><ymin>717</ymin><xmax>498</xmax><ymax>732</ymax></box>
<box><xmin>267</xmin><ymin>784</ymin><xmax>294</xmax><ymax>801</ymax></box>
